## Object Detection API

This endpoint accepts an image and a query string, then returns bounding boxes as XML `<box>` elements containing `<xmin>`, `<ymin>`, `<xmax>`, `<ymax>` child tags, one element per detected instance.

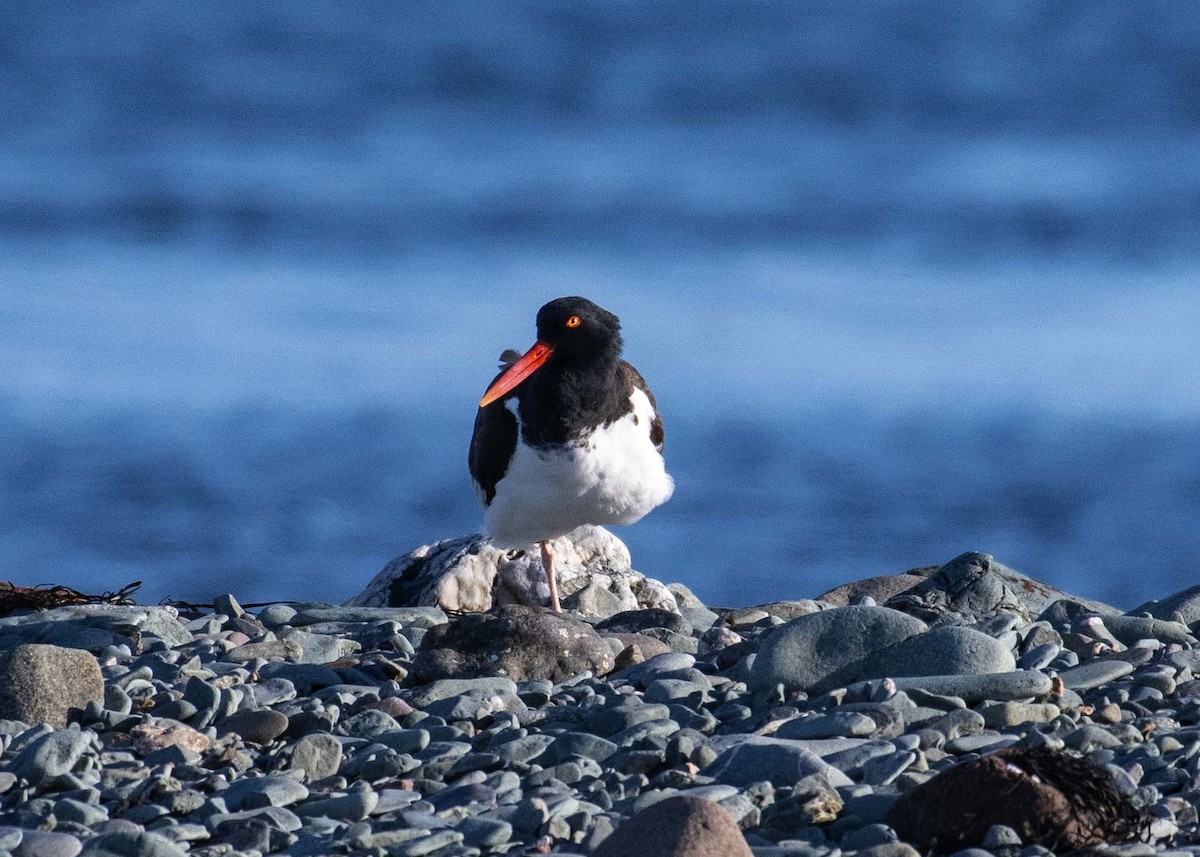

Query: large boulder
<box><xmin>0</xmin><ymin>644</ymin><xmax>104</xmax><ymax>728</ymax></box>
<box><xmin>885</xmin><ymin>552</ymin><xmax>1117</xmax><ymax>625</ymax></box>
<box><xmin>410</xmin><ymin>605</ymin><xmax>616</xmax><ymax>683</ymax></box>
<box><xmin>593</xmin><ymin>795</ymin><xmax>753</xmax><ymax>857</ymax></box>
<box><xmin>346</xmin><ymin>525</ymin><xmax>678</xmax><ymax>617</ymax></box>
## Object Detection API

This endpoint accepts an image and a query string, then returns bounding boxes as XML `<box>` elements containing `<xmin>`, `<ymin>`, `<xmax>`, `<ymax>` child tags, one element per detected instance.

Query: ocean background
<box><xmin>2</xmin><ymin>2</ymin><xmax>1199</xmax><ymax>609</ymax></box>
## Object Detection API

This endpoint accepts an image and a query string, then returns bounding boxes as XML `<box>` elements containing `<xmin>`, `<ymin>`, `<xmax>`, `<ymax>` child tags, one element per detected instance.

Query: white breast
<box><xmin>484</xmin><ymin>389</ymin><xmax>674</xmax><ymax>548</ymax></box>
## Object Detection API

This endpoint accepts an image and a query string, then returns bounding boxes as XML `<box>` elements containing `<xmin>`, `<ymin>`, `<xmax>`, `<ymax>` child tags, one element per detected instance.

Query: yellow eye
<box><xmin>566</xmin><ymin>315</ymin><xmax>581</xmax><ymax>328</ymax></box>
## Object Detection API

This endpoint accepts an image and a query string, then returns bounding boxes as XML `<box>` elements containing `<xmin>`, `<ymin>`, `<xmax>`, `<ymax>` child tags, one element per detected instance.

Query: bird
<box><xmin>469</xmin><ymin>296</ymin><xmax>674</xmax><ymax>612</ymax></box>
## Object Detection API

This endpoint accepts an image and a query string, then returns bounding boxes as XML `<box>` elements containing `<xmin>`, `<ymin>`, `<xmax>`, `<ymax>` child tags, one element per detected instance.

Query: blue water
<box><xmin>2</xmin><ymin>3</ymin><xmax>1199</xmax><ymax>608</ymax></box>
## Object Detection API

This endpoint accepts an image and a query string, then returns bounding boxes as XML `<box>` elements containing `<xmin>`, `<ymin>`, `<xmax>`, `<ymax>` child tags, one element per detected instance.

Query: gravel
<box><xmin>2</xmin><ymin>560</ymin><xmax>1200</xmax><ymax>854</ymax></box>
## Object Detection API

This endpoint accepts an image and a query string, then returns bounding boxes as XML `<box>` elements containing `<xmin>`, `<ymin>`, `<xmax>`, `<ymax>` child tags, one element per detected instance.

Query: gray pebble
<box><xmin>1058</xmin><ymin>659</ymin><xmax>1134</xmax><ymax>691</ymax></box>
<box><xmin>289</xmin><ymin>733</ymin><xmax>344</xmax><ymax>781</ymax></box>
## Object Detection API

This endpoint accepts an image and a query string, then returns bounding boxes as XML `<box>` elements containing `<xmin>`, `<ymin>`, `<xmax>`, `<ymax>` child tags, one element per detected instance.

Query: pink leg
<box><xmin>540</xmin><ymin>540</ymin><xmax>561</xmax><ymax>613</ymax></box>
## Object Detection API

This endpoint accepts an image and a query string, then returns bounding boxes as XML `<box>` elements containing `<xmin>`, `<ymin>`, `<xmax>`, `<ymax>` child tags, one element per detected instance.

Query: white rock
<box><xmin>346</xmin><ymin>525</ymin><xmax>678</xmax><ymax>617</ymax></box>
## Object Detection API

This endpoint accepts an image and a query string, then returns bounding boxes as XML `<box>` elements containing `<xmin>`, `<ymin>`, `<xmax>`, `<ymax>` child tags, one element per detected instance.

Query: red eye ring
<box><xmin>566</xmin><ymin>315</ymin><xmax>581</xmax><ymax>328</ymax></box>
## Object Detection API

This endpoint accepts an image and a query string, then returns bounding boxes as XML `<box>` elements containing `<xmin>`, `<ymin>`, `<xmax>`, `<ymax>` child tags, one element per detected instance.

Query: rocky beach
<box><xmin>1</xmin><ymin>527</ymin><xmax>1199</xmax><ymax>856</ymax></box>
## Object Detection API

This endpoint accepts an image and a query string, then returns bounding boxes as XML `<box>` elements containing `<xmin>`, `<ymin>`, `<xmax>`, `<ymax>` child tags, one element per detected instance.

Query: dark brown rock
<box><xmin>886</xmin><ymin>748</ymin><xmax>1144</xmax><ymax>852</ymax></box>
<box><xmin>594</xmin><ymin>795</ymin><xmax>753</xmax><ymax>857</ymax></box>
<box><xmin>411</xmin><ymin>604</ymin><xmax>616</xmax><ymax>683</ymax></box>
<box><xmin>0</xmin><ymin>644</ymin><xmax>104</xmax><ymax>728</ymax></box>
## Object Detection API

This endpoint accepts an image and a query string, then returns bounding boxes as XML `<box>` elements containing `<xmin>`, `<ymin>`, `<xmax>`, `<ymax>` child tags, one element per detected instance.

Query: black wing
<box><xmin>468</xmin><ymin>364</ymin><xmax>520</xmax><ymax>506</ymax></box>
<box><xmin>619</xmin><ymin>361</ymin><xmax>664</xmax><ymax>452</ymax></box>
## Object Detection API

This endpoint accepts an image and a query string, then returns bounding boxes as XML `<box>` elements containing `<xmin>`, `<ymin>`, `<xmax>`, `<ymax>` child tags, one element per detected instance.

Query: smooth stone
<box><xmin>289</xmin><ymin>733</ymin><xmax>344</xmax><ymax>781</ymax></box>
<box><xmin>0</xmin><ymin>645</ymin><xmax>105</xmax><ymax>729</ymax></box>
<box><xmin>980</xmin><ymin>702</ymin><xmax>1060</xmax><ymax>729</ymax></box>
<box><xmin>293</xmin><ymin>790</ymin><xmax>379</xmax><ymax>820</ymax></box>
<box><xmin>401</xmin><ymin>676</ymin><xmax>519</xmax><ymax>707</ymax></box>
<box><xmin>944</xmin><ymin>734</ymin><xmax>1020</xmax><ymax>754</ymax></box>
<box><xmin>776</xmin><ymin>711</ymin><xmax>879</xmax><ymax>739</ymax></box>
<box><xmin>77</xmin><ymin>831</ymin><xmax>185</xmax><ymax>857</ymax></box>
<box><xmin>1093</xmin><ymin>615</ymin><xmax>1194</xmax><ymax>646</ymax></box>
<box><xmin>845</xmin><ymin>671</ymin><xmax>1053</xmax><ymax>704</ymax></box>
<box><xmin>457</xmin><ymin>817</ymin><xmax>513</xmax><ymax>849</ymax></box>
<box><xmin>833</xmin><ymin>626</ymin><xmax>1016</xmax><ymax>689</ymax></box>
<box><xmin>593</xmin><ymin>795</ymin><xmax>753</xmax><ymax>857</ymax></box>
<box><xmin>278</xmin><ymin>628</ymin><xmax>361</xmax><ymax>664</ymax></box>
<box><xmin>257</xmin><ymin>662</ymin><xmax>343</xmax><ymax>694</ymax></box>
<box><xmin>216</xmin><ymin>709</ymin><xmax>289</xmax><ymax>744</ymax></box>
<box><xmin>204</xmin><ymin>806</ymin><xmax>303</xmax><ymax>833</ymax></box>
<box><xmin>12</xmin><ymin>729</ymin><xmax>93</xmax><ymax>785</ymax></box>
<box><xmin>1058</xmin><ymin>659</ymin><xmax>1135</xmax><ymax>691</ymax></box>
<box><xmin>749</xmin><ymin>606</ymin><xmax>928</xmax><ymax>694</ymax></box>
<box><xmin>220</xmin><ymin>775</ymin><xmax>309</xmax><ymax>811</ymax></box>
<box><xmin>597</xmin><ymin>609</ymin><xmax>690</xmax><ymax>636</ymax></box>
<box><xmin>342</xmin><ymin>709</ymin><xmax>402</xmax><ymax>740</ymax></box>
<box><xmin>53</xmin><ymin>798</ymin><xmax>109</xmax><ymax>826</ymax></box>
<box><xmin>2</xmin><ymin>828</ymin><xmax>82</xmax><ymax>857</ymax></box>
<box><xmin>225</xmin><ymin>640</ymin><xmax>302</xmax><ymax>663</ymax></box>
<box><xmin>704</xmin><ymin>736</ymin><xmax>854</xmax><ymax>788</ymax></box>
<box><xmin>542</xmin><ymin>732</ymin><xmax>619</xmax><ymax>765</ymax></box>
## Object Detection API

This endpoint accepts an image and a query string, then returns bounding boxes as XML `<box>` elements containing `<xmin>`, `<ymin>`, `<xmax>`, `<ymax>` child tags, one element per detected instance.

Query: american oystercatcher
<box><xmin>469</xmin><ymin>296</ymin><xmax>674</xmax><ymax>612</ymax></box>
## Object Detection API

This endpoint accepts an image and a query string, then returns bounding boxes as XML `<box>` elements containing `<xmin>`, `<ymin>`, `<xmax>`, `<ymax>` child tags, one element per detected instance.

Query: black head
<box><xmin>535</xmin><ymin>296</ymin><xmax>623</xmax><ymax>362</ymax></box>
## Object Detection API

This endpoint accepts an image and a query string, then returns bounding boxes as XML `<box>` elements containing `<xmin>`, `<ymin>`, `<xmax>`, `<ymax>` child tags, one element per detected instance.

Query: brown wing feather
<box><xmin>619</xmin><ymin>361</ymin><xmax>665</xmax><ymax>452</ymax></box>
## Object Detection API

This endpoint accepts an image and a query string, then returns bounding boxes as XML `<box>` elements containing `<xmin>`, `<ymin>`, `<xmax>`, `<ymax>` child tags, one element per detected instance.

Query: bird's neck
<box><xmin>519</xmin><ymin>354</ymin><xmax>626</xmax><ymax>448</ymax></box>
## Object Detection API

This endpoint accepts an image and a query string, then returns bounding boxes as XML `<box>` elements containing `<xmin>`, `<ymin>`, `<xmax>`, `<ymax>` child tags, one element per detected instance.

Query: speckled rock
<box><xmin>345</xmin><ymin>525</ymin><xmax>678</xmax><ymax>616</ymax></box>
<box><xmin>593</xmin><ymin>795</ymin><xmax>754</xmax><ymax>857</ymax></box>
<box><xmin>410</xmin><ymin>604</ymin><xmax>616</xmax><ymax>682</ymax></box>
<box><xmin>0</xmin><ymin>644</ymin><xmax>104</xmax><ymax>728</ymax></box>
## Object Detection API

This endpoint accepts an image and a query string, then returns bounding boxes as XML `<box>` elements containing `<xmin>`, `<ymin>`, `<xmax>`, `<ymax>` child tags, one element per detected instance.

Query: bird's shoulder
<box><xmin>618</xmin><ymin>360</ymin><xmax>665</xmax><ymax>451</ymax></box>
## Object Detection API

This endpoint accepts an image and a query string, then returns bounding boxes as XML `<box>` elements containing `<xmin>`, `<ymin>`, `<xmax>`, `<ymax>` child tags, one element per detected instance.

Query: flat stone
<box><xmin>704</xmin><ymin>736</ymin><xmax>853</xmax><ymax>788</ymax></box>
<box><xmin>78</xmin><ymin>831</ymin><xmax>186</xmax><ymax>857</ymax></box>
<box><xmin>776</xmin><ymin>711</ymin><xmax>879</xmax><ymax>739</ymax></box>
<box><xmin>593</xmin><ymin>794</ymin><xmax>753</xmax><ymax>857</ymax></box>
<box><xmin>980</xmin><ymin>702</ymin><xmax>1061</xmax><ymax>729</ymax></box>
<box><xmin>220</xmin><ymin>774</ymin><xmax>309</xmax><ymax>811</ymax></box>
<box><xmin>1</xmin><ymin>828</ymin><xmax>82</xmax><ymax>857</ymax></box>
<box><xmin>457</xmin><ymin>817</ymin><xmax>513</xmax><ymax>849</ymax></box>
<box><xmin>1094</xmin><ymin>615</ymin><xmax>1194</xmax><ymax>646</ymax></box>
<box><xmin>0</xmin><ymin>644</ymin><xmax>104</xmax><ymax>728</ymax></box>
<box><xmin>1058</xmin><ymin>659</ymin><xmax>1134</xmax><ymax>691</ymax></box>
<box><xmin>294</xmin><ymin>789</ymin><xmax>379</xmax><ymax>820</ymax></box>
<box><xmin>749</xmin><ymin>606</ymin><xmax>927</xmax><ymax>694</ymax></box>
<box><xmin>216</xmin><ymin>709</ymin><xmax>289</xmax><ymax>744</ymax></box>
<box><xmin>844</xmin><ymin>670</ymin><xmax>1053</xmax><ymax>704</ymax></box>
<box><xmin>12</xmin><ymin>728</ymin><xmax>94</xmax><ymax>785</ymax></box>
<box><xmin>225</xmin><ymin>640</ymin><xmax>302</xmax><ymax>663</ymax></box>
<box><xmin>597</xmin><ymin>609</ymin><xmax>690</xmax><ymax>636</ymax></box>
<box><xmin>279</xmin><ymin>628</ymin><xmax>361</xmax><ymax>664</ymax></box>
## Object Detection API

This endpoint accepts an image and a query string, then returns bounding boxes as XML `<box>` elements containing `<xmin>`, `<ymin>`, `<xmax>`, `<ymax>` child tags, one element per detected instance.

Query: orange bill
<box><xmin>479</xmin><ymin>341</ymin><xmax>553</xmax><ymax>407</ymax></box>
